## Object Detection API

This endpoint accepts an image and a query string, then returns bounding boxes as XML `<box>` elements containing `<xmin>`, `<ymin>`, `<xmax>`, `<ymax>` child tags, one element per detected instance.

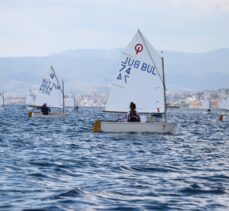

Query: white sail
<box><xmin>33</xmin><ymin>67</ymin><xmax>63</xmax><ymax>108</ymax></box>
<box><xmin>201</xmin><ymin>95</ymin><xmax>210</xmax><ymax>110</ymax></box>
<box><xmin>0</xmin><ymin>91</ymin><xmax>4</xmax><ymax>107</ymax></box>
<box><xmin>26</xmin><ymin>88</ymin><xmax>36</xmax><ymax>106</ymax></box>
<box><xmin>105</xmin><ymin>30</ymin><xmax>165</xmax><ymax>113</ymax></box>
<box><xmin>65</xmin><ymin>95</ymin><xmax>75</xmax><ymax>107</ymax></box>
<box><xmin>65</xmin><ymin>90</ymin><xmax>77</xmax><ymax>107</ymax></box>
<box><xmin>219</xmin><ymin>97</ymin><xmax>229</xmax><ymax>110</ymax></box>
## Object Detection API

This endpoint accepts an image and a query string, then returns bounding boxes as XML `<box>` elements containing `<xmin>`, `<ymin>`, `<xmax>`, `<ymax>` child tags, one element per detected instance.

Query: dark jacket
<box><xmin>41</xmin><ymin>106</ymin><xmax>50</xmax><ymax>115</ymax></box>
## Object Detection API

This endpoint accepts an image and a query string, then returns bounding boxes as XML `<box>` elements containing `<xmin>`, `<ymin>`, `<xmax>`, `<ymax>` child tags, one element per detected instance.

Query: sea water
<box><xmin>0</xmin><ymin>106</ymin><xmax>228</xmax><ymax>210</ymax></box>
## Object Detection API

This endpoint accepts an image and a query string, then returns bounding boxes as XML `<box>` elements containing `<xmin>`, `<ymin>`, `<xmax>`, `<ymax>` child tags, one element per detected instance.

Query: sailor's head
<box><xmin>130</xmin><ymin>102</ymin><xmax>136</xmax><ymax>111</ymax></box>
<box><xmin>43</xmin><ymin>103</ymin><xmax>47</xmax><ymax>107</ymax></box>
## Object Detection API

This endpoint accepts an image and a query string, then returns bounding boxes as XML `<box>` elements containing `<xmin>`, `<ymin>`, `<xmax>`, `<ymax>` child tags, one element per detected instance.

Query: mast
<box><xmin>161</xmin><ymin>52</ymin><xmax>167</xmax><ymax>122</ymax></box>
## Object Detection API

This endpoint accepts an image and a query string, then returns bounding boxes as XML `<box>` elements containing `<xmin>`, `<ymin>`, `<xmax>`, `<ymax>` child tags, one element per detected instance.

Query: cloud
<box><xmin>187</xmin><ymin>0</ymin><xmax>229</xmax><ymax>12</ymax></box>
<box><xmin>0</xmin><ymin>0</ymin><xmax>228</xmax><ymax>56</ymax></box>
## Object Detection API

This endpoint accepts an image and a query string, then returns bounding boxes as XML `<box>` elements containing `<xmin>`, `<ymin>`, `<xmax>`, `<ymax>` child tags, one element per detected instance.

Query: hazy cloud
<box><xmin>0</xmin><ymin>0</ymin><xmax>228</xmax><ymax>56</ymax></box>
<box><xmin>188</xmin><ymin>0</ymin><xmax>229</xmax><ymax>12</ymax></box>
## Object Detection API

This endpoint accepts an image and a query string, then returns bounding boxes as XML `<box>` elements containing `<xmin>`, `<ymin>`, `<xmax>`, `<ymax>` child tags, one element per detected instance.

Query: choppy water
<box><xmin>0</xmin><ymin>106</ymin><xmax>228</xmax><ymax>210</ymax></box>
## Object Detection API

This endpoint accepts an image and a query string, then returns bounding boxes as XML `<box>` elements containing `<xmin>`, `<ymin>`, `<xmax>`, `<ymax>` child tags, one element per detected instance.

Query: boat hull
<box><xmin>26</xmin><ymin>106</ymin><xmax>33</xmax><ymax>110</ymax></box>
<box><xmin>28</xmin><ymin>112</ymin><xmax>68</xmax><ymax>118</ymax></box>
<box><xmin>93</xmin><ymin>121</ymin><xmax>176</xmax><ymax>134</ymax></box>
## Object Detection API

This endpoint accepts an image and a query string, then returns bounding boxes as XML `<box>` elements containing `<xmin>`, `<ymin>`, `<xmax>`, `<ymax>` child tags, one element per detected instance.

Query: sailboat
<box><xmin>65</xmin><ymin>91</ymin><xmax>78</xmax><ymax>110</ymax></box>
<box><xmin>0</xmin><ymin>91</ymin><xmax>5</xmax><ymax>110</ymax></box>
<box><xmin>201</xmin><ymin>94</ymin><xmax>211</xmax><ymax>112</ymax></box>
<box><xmin>218</xmin><ymin>96</ymin><xmax>229</xmax><ymax>121</ymax></box>
<box><xmin>26</xmin><ymin>88</ymin><xmax>36</xmax><ymax>110</ymax></box>
<box><xmin>93</xmin><ymin>30</ymin><xmax>176</xmax><ymax>133</ymax></box>
<box><xmin>28</xmin><ymin>66</ymin><xmax>68</xmax><ymax>118</ymax></box>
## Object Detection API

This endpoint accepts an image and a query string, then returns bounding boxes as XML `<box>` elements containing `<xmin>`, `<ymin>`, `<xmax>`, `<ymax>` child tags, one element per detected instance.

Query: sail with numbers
<box><xmin>33</xmin><ymin>66</ymin><xmax>63</xmax><ymax>108</ymax></box>
<box><xmin>105</xmin><ymin>30</ymin><xmax>165</xmax><ymax>113</ymax></box>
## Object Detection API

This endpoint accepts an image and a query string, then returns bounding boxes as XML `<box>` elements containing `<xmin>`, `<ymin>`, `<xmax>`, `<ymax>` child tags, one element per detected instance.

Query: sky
<box><xmin>0</xmin><ymin>0</ymin><xmax>229</xmax><ymax>56</ymax></box>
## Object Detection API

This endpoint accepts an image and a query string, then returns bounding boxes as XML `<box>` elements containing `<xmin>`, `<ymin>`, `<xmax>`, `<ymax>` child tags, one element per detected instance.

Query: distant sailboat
<box><xmin>26</xmin><ymin>88</ymin><xmax>36</xmax><ymax>110</ymax></box>
<box><xmin>0</xmin><ymin>91</ymin><xmax>5</xmax><ymax>110</ymax></box>
<box><xmin>93</xmin><ymin>30</ymin><xmax>176</xmax><ymax>133</ymax></box>
<box><xmin>28</xmin><ymin>66</ymin><xmax>68</xmax><ymax>118</ymax></box>
<box><xmin>219</xmin><ymin>97</ymin><xmax>229</xmax><ymax>110</ymax></box>
<box><xmin>201</xmin><ymin>94</ymin><xmax>211</xmax><ymax>112</ymax></box>
<box><xmin>218</xmin><ymin>96</ymin><xmax>229</xmax><ymax>121</ymax></box>
<box><xmin>65</xmin><ymin>91</ymin><xmax>78</xmax><ymax>110</ymax></box>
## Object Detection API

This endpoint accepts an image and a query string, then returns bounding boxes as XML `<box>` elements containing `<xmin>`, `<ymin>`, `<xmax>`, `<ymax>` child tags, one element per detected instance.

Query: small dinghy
<box><xmin>93</xmin><ymin>30</ymin><xmax>176</xmax><ymax>133</ymax></box>
<box><xmin>201</xmin><ymin>94</ymin><xmax>211</xmax><ymax>113</ymax></box>
<box><xmin>28</xmin><ymin>66</ymin><xmax>68</xmax><ymax>118</ymax></box>
<box><xmin>218</xmin><ymin>96</ymin><xmax>229</xmax><ymax>122</ymax></box>
<box><xmin>65</xmin><ymin>91</ymin><xmax>78</xmax><ymax>111</ymax></box>
<box><xmin>0</xmin><ymin>91</ymin><xmax>5</xmax><ymax>110</ymax></box>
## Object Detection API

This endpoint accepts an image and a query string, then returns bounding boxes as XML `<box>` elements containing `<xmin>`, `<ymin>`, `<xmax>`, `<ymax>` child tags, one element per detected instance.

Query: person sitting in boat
<box><xmin>41</xmin><ymin>103</ymin><xmax>50</xmax><ymax>115</ymax></box>
<box><xmin>151</xmin><ymin>107</ymin><xmax>162</xmax><ymax>119</ymax></box>
<box><xmin>127</xmin><ymin>102</ymin><xmax>141</xmax><ymax>122</ymax></box>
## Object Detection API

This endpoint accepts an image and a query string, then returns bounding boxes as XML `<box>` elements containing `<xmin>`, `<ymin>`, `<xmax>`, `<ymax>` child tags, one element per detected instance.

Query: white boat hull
<box><xmin>28</xmin><ymin>112</ymin><xmax>68</xmax><ymax>118</ymax></box>
<box><xmin>26</xmin><ymin>106</ymin><xmax>33</xmax><ymax>110</ymax></box>
<box><xmin>93</xmin><ymin>121</ymin><xmax>176</xmax><ymax>134</ymax></box>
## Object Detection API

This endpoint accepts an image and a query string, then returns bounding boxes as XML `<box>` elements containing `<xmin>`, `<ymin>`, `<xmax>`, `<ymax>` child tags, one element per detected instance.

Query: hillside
<box><xmin>0</xmin><ymin>48</ymin><xmax>229</xmax><ymax>96</ymax></box>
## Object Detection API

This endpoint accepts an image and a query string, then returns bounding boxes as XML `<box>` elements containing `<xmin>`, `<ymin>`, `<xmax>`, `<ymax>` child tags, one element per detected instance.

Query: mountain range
<box><xmin>0</xmin><ymin>48</ymin><xmax>229</xmax><ymax>97</ymax></box>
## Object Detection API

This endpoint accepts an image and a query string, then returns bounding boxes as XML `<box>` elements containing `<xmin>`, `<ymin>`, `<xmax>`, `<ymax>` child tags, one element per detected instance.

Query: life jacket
<box><xmin>128</xmin><ymin>111</ymin><xmax>140</xmax><ymax>122</ymax></box>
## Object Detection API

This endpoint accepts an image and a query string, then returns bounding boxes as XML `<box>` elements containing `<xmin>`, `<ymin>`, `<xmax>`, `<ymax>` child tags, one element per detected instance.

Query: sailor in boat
<box><xmin>152</xmin><ymin>107</ymin><xmax>162</xmax><ymax>119</ymax></box>
<box><xmin>127</xmin><ymin>102</ymin><xmax>141</xmax><ymax>122</ymax></box>
<box><xmin>41</xmin><ymin>103</ymin><xmax>51</xmax><ymax>115</ymax></box>
<box><xmin>144</xmin><ymin>107</ymin><xmax>162</xmax><ymax>122</ymax></box>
